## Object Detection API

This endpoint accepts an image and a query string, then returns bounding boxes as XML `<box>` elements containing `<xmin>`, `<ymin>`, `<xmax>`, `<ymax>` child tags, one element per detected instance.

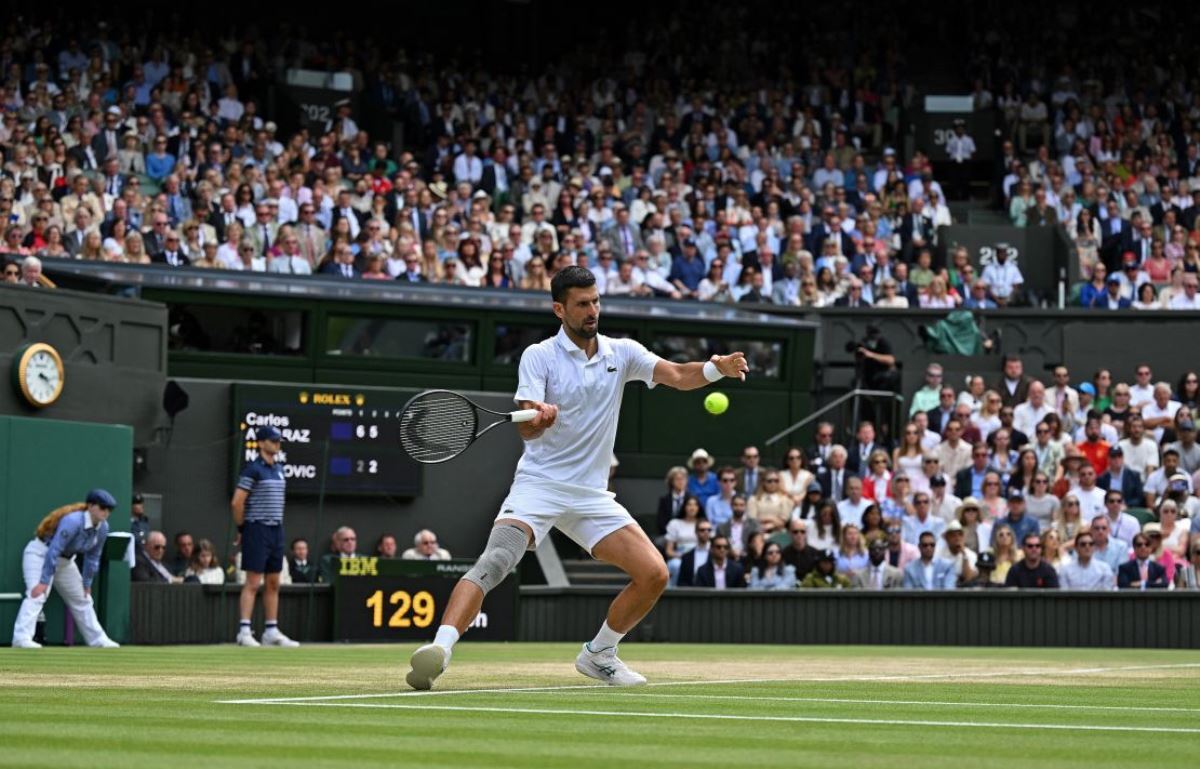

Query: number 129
<box><xmin>366</xmin><ymin>589</ymin><xmax>435</xmax><ymax>628</ymax></box>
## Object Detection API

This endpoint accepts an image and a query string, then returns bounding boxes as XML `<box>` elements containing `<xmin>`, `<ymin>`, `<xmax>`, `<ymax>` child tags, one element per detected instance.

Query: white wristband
<box><xmin>702</xmin><ymin>360</ymin><xmax>723</xmax><ymax>383</ymax></box>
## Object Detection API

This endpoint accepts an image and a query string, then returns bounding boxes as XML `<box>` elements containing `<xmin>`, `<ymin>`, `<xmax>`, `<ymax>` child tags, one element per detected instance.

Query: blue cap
<box><xmin>1079</xmin><ymin>382</ymin><xmax>1096</xmax><ymax>395</ymax></box>
<box><xmin>258</xmin><ymin>426</ymin><xmax>282</xmax><ymax>441</ymax></box>
<box><xmin>86</xmin><ymin>488</ymin><xmax>117</xmax><ymax>509</ymax></box>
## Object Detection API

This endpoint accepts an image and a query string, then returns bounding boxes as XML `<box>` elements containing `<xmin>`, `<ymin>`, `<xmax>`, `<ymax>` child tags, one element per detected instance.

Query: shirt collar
<box><xmin>83</xmin><ymin>512</ymin><xmax>96</xmax><ymax>531</ymax></box>
<box><xmin>555</xmin><ymin>326</ymin><xmax>612</xmax><ymax>360</ymax></box>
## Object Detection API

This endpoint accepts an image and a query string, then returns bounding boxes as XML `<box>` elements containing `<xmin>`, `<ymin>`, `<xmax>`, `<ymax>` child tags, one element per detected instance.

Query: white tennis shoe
<box><xmin>94</xmin><ymin>637</ymin><xmax>120</xmax><ymax>648</ymax></box>
<box><xmin>406</xmin><ymin>643</ymin><xmax>449</xmax><ymax>690</ymax></box>
<box><xmin>12</xmin><ymin>639</ymin><xmax>42</xmax><ymax>649</ymax></box>
<box><xmin>262</xmin><ymin>628</ymin><xmax>300</xmax><ymax>647</ymax></box>
<box><xmin>236</xmin><ymin>630</ymin><xmax>261</xmax><ymax>647</ymax></box>
<box><xmin>575</xmin><ymin>643</ymin><xmax>647</xmax><ymax>686</ymax></box>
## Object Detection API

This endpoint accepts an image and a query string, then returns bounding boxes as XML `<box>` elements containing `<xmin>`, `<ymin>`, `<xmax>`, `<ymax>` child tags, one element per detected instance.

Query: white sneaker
<box><xmin>406</xmin><ymin>643</ymin><xmax>448</xmax><ymax>690</ymax></box>
<box><xmin>12</xmin><ymin>639</ymin><xmax>42</xmax><ymax>649</ymax></box>
<box><xmin>236</xmin><ymin>630</ymin><xmax>261</xmax><ymax>647</ymax></box>
<box><xmin>93</xmin><ymin>638</ymin><xmax>120</xmax><ymax>648</ymax></box>
<box><xmin>262</xmin><ymin>628</ymin><xmax>300</xmax><ymax>647</ymax></box>
<box><xmin>575</xmin><ymin>643</ymin><xmax>647</xmax><ymax>686</ymax></box>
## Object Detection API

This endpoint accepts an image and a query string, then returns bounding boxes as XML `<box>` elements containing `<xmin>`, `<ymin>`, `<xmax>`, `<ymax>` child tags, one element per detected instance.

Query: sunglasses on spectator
<box><xmin>697</xmin><ymin>527</ymin><xmax>713</xmax><ymax>533</ymax></box>
<box><xmin>4</xmin><ymin>267</ymin><xmax>21</xmax><ymax>277</ymax></box>
<box><xmin>711</xmin><ymin>544</ymin><xmax>729</xmax><ymax>550</ymax></box>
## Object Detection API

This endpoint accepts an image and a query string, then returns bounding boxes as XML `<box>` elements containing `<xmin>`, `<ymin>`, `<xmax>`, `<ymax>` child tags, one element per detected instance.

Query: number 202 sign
<box><xmin>335</xmin><ymin>574</ymin><xmax>518</xmax><ymax>642</ymax></box>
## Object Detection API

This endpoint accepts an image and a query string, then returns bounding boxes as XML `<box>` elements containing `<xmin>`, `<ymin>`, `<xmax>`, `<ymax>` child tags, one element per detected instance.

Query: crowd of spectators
<box><xmin>964</xmin><ymin>7</ymin><xmax>1200</xmax><ymax>309</ymax></box>
<box><xmin>129</xmin><ymin>523</ymin><xmax>449</xmax><ymax>586</ymax></box>
<box><xmin>0</xmin><ymin>8</ymin><xmax>1038</xmax><ymax>310</ymax></box>
<box><xmin>656</xmin><ymin>356</ymin><xmax>1200</xmax><ymax>590</ymax></box>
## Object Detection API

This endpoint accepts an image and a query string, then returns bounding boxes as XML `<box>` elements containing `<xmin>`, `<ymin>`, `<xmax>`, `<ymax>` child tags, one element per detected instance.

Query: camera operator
<box><xmin>847</xmin><ymin>325</ymin><xmax>899</xmax><ymax>392</ymax></box>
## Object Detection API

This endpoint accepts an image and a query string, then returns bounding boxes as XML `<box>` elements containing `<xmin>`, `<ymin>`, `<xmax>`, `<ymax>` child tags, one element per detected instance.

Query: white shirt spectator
<box><xmin>1141</xmin><ymin>399</ymin><xmax>1180</xmax><ymax>444</ymax></box>
<box><xmin>837</xmin><ymin>497</ymin><xmax>872</xmax><ymax>529</ymax></box>
<box><xmin>1128</xmin><ymin>383</ymin><xmax>1155</xmax><ymax>409</ymax></box>
<box><xmin>1013</xmin><ymin>401</ymin><xmax>1052</xmax><ymax>440</ymax></box>
<box><xmin>1075</xmin><ymin>486</ymin><xmax>1107</xmax><ymax>520</ymax></box>
<box><xmin>1168</xmin><ymin>291</ymin><xmax>1200</xmax><ymax>309</ymax></box>
<box><xmin>1118</xmin><ymin>437</ymin><xmax>1159</xmax><ymax>479</ymax></box>
<box><xmin>1057</xmin><ymin>557</ymin><xmax>1114</xmax><ymax>590</ymax></box>
<box><xmin>453</xmin><ymin>153</ymin><xmax>483</xmax><ymax>185</ymax></box>
<box><xmin>981</xmin><ymin>260</ymin><xmax>1024</xmax><ymax>299</ymax></box>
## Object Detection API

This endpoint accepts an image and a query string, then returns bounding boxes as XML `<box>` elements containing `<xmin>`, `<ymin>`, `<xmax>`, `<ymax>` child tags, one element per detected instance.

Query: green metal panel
<box><xmin>0</xmin><ymin>416</ymin><xmax>132</xmax><ymax>645</ymax></box>
<box><xmin>130</xmin><ymin>584</ymin><xmax>331</xmax><ymax>644</ymax></box>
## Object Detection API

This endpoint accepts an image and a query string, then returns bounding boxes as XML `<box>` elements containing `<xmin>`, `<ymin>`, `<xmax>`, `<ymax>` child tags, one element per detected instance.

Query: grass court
<box><xmin>2</xmin><ymin>643</ymin><xmax>1199</xmax><ymax>768</ymax></box>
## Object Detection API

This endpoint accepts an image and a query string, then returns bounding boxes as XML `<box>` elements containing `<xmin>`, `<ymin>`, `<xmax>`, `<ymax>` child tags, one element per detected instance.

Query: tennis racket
<box><xmin>399</xmin><ymin>389</ymin><xmax>539</xmax><ymax>464</ymax></box>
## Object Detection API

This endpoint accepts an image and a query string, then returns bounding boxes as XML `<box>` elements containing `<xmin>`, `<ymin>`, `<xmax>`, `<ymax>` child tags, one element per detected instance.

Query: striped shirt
<box><xmin>238</xmin><ymin>457</ymin><xmax>286</xmax><ymax>524</ymax></box>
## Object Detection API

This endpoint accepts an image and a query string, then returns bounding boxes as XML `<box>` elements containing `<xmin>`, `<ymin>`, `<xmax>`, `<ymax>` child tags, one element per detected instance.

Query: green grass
<box><xmin>2</xmin><ymin>643</ymin><xmax>1199</xmax><ymax>768</ymax></box>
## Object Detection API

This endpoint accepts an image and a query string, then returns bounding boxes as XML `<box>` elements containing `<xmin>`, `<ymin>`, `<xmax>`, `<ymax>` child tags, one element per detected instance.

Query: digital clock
<box><xmin>232</xmin><ymin>383</ymin><xmax>423</xmax><ymax>496</ymax></box>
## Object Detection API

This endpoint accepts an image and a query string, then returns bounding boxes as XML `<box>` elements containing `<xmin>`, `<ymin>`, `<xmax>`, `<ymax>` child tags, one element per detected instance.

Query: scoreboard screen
<box><xmin>232</xmin><ymin>383</ymin><xmax>422</xmax><ymax>496</ymax></box>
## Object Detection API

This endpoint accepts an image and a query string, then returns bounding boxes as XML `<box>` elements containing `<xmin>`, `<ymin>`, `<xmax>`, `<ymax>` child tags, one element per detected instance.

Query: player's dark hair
<box><xmin>551</xmin><ymin>265</ymin><xmax>596</xmax><ymax>303</ymax></box>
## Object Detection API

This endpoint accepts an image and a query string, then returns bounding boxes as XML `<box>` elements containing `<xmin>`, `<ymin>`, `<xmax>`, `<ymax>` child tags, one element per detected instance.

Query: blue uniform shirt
<box><xmin>42</xmin><ymin>510</ymin><xmax>108</xmax><ymax>588</ymax></box>
<box><xmin>238</xmin><ymin>456</ymin><xmax>286</xmax><ymax>524</ymax></box>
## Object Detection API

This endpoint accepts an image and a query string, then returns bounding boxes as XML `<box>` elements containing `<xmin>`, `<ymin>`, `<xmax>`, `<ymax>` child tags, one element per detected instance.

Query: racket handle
<box><xmin>509</xmin><ymin>409</ymin><xmax>539</xmax><ymax>423</ymax></box>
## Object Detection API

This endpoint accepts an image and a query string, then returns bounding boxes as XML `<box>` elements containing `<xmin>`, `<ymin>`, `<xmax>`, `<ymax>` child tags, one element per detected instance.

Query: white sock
<box><xmin>587</xmin><ymin>621</ymin><xmax>625</xmax><ymax>653</ymax></box>
<box><xmin>433</xmin><ymin>624</ymin><xmax>460</xmax><ymax>652</ymax></box>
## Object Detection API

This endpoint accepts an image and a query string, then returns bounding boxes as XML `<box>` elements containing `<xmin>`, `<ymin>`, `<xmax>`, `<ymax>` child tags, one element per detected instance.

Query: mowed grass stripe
<box><xmin>526</xmin><ymin>690</ymin><xmax>1200</xmax><ymax>714</ymax></box>
<box><xmin>230</xmin><ymin>699</ymin><xmax>1200</xmax><ymax>735</ymax></box>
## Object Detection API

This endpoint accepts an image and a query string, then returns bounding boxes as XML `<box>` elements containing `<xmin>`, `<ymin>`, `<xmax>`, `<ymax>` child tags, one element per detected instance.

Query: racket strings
<box><xmin>400</xmin><ymin>393</ymin><xmax>478</xmax><ymax>462</ymax></box>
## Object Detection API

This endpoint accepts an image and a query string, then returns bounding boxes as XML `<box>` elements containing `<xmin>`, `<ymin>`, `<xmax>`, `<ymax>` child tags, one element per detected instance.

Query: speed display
<box><xmin>232</xmin><ymin>383</ymin><xmax>422</xmax><ymax>496</ymax></box>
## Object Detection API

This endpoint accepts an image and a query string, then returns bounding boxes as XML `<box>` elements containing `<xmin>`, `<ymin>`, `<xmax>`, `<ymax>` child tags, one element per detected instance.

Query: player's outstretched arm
<box><xmin>516</xmin><ymin>400</ymin><xmax>558</xmax><ymax>440</ymax></box>
<box><xmin>653</xmin><ymin>352</ymin><xmax>748</xmax><ymax>391</ymax></box>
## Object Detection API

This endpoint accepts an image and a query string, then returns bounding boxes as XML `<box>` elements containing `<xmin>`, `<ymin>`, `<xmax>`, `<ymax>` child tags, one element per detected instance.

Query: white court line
<box><xmin>560</xmin><ymin>691</ymin><xmax>1200</xmax><ymax>714</ymax></box>
<box><xmin>215</xmin><ymin>661</ymin><xmax>1200</xmax><ymax>705</ymax></box>
<box><xmin>228</xmin><ymin>700</ymin><xmax>1200</xmax><ymax>735</ymax></box>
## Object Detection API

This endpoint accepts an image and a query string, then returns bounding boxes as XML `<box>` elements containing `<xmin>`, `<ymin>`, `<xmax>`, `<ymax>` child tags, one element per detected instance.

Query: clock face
<box><xmin>14</xmin><ymin>344</ymin><xmax>64</xmax><ymax>407</ymax></box>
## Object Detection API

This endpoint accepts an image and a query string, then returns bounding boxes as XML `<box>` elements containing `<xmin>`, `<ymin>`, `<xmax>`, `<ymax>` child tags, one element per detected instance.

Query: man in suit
<box><xmin>832</xmin><ymin>278</ymin><xmax>870</xmax><ymax>307</ymax></box>
<box><xmin>288</xmin><ymin>538</ymin><xmax>318</xmax><ymax>584</ymax></box>
<box><xmin>91</xmin><ymin>109</ymin><xmax>125</xmax><ymax>165</ymax></box>
<box><xmin>845</xmin><ymin>421</ymin><xmax>888</xmax><ymax>477</ymax></box>
<box><xmin>131</xmin><ymin>531</ymin><xmax>181</xmax><ymax>583</ymax></box>
<box><xmin>64</xmin><ymin>208</ymin><xmax>93</xmax><ymax>256</ymax></box>
<box><xmin>318</xmin><ymin>243</ymin><xmax>361</xmax><ymax>279</ymax></box>
<box><xmin>693</xmin><ymin>535</ymin><xmax>746</xmax><ymax>588</ymax></box>
<box><xmin>892</xmin><ymin>262</ymin><xmax>920</xmax><ymax>306</ymax></box>
<box><xmin>994</xmin><ymin>355</ymin><xmax>1034</xmax><ymax>409</ymax></box>
<box><xmin>954</xmin><ymin>443</ymin><xmax>996</xmax><ymax>500</ymax></box>
<box><xmin>925</xmin><ymin>385</ymin><xmax>957</xmax><ymax>436</ymax></box>
<box><xmin>897</xmin><ymin>199</ymin><xmax>934</xmax><ymax>260</ymax></box>
<box><xmin>1097</xmin><ymin>446</ymin><xmax>1145</xmax><ymax>507</ymax></box>
<box><xmin>150</xmin><ymin>229</ymin><xmax>190</xmax><ymax>267</ymax></box>
<box><xmin>1099</xmin><ymin>200</ymin><xmax>1132</xmax><ymax>271</ymax></box>
<box><xmin>852</xmin><ymin>538</ymin><xmax>904</xmax><ymax>589</ymax></box>
<box><xmin>245</xmin><ymin>203</ymin><xmax>280</xmax><ymax>256</ymax></box>
<box><xmin>817</xmin><ymin>445</ymin><xmax>850</xmax><ymax>503</ymax></box>
<box><xmin>606</xmin><ymin>204</ymin><xmax>645</xmax><ymax>261</ymax></box>
<box><xmin>901</xmin><ymin>532</ymin><xmax>957</xmax><ymax>589</ymax></box>
<box><xmin>808</xmin><ymin>422</ymin><xmax>836</xmax><ymax>471</ymax></box>
<box><xmin>734</xmin><ymin>445</ymin><xmax>762</xmax><ymax>496</ymax></box>
<box><xmin>716</xmin><ymin>495</ymin><xmax>759</xmax><ymax>560</ymax></box>
<box><xmin>675</xmin><ymin>521</ymin><xmax>713</xmax><ymax>587</ymax></box>
<box><xmin>295</xmin><ymin>204</ymin><xmax>329</xmax><ymax>267</ymax></box>
<box><xmin>1117</xmin><ymin>534</ymin><xmax>1169</xmax><ymax>589</ymax></box>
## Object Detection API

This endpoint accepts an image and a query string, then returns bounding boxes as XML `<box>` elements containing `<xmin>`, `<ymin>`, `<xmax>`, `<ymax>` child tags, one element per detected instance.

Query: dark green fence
<box><xmin>518</xmin><ymin>587</ymin><xmax>1200</xmax><ymax>649</ymax></box>
<box><xmin>129</xmin><ymin>583</ymin><xmax>1200</xmax><ymax>648</ymax></box>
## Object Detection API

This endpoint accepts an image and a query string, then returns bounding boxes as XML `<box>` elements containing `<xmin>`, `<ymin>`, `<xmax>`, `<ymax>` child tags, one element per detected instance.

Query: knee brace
<box><xmin>462</xmin><ymin>525</ymin><xmax>528</xmax><ymax>594</ymax></box>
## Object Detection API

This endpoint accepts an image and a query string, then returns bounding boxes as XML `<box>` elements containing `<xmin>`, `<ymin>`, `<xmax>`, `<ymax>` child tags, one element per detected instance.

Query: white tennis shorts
<box><xmin>496</xmin><ymin>477</ymin><xmax>635</xmax><ymax>553</ymax></box>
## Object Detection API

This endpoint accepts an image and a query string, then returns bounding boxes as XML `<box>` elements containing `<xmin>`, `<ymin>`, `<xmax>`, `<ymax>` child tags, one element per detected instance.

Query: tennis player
<box><xmin>407</xmin><ymin>266</ymin><xmax>747</xmax><ymax>689</ymax></box>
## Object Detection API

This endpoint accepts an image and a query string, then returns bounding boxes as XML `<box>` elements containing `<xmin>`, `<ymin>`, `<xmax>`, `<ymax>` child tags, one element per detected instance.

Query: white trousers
<box><xmin>12</xmin><ymin>538</ymin><xmax>111</xmax><ymax>647</ymax></box>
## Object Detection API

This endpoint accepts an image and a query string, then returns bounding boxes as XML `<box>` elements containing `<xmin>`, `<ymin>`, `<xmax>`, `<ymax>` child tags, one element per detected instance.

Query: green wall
<box><xmin>0</xmin><ymin>416</ymin><xmax>133</xmax><ymax>645</ymax></box>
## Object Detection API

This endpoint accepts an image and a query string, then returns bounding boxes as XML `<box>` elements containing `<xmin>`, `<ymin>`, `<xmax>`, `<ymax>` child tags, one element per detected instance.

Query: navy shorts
<box><xmin>242</xmin><ymin>521</ymin><xmax>285</xmax><ymax>574</ymax></box>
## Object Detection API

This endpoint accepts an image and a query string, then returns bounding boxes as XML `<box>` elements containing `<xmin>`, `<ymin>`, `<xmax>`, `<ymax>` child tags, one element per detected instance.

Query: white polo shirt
<box><xmin>514</xmin><ymin>327</ymin><xmax>660</xmax><ymax>489</ymax></box>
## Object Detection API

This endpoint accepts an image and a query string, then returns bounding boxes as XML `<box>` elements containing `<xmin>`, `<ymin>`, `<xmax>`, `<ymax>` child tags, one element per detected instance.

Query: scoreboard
<box><xmin>232</xmin><ymin>383</ymin><xmax>421</xmax><ymax>496</ymax></box>
<box><xmin>333</xmin><ymin>558</ymin><xmax>517</xmax><ymax>642</ymax></box>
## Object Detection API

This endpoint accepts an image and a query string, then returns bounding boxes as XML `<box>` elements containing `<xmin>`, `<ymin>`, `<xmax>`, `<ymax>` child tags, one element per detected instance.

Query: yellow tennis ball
<box><xmin>704</xmin><ymin>391</ymin><xmax>729</xmax><ymax>415</ymax></box>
